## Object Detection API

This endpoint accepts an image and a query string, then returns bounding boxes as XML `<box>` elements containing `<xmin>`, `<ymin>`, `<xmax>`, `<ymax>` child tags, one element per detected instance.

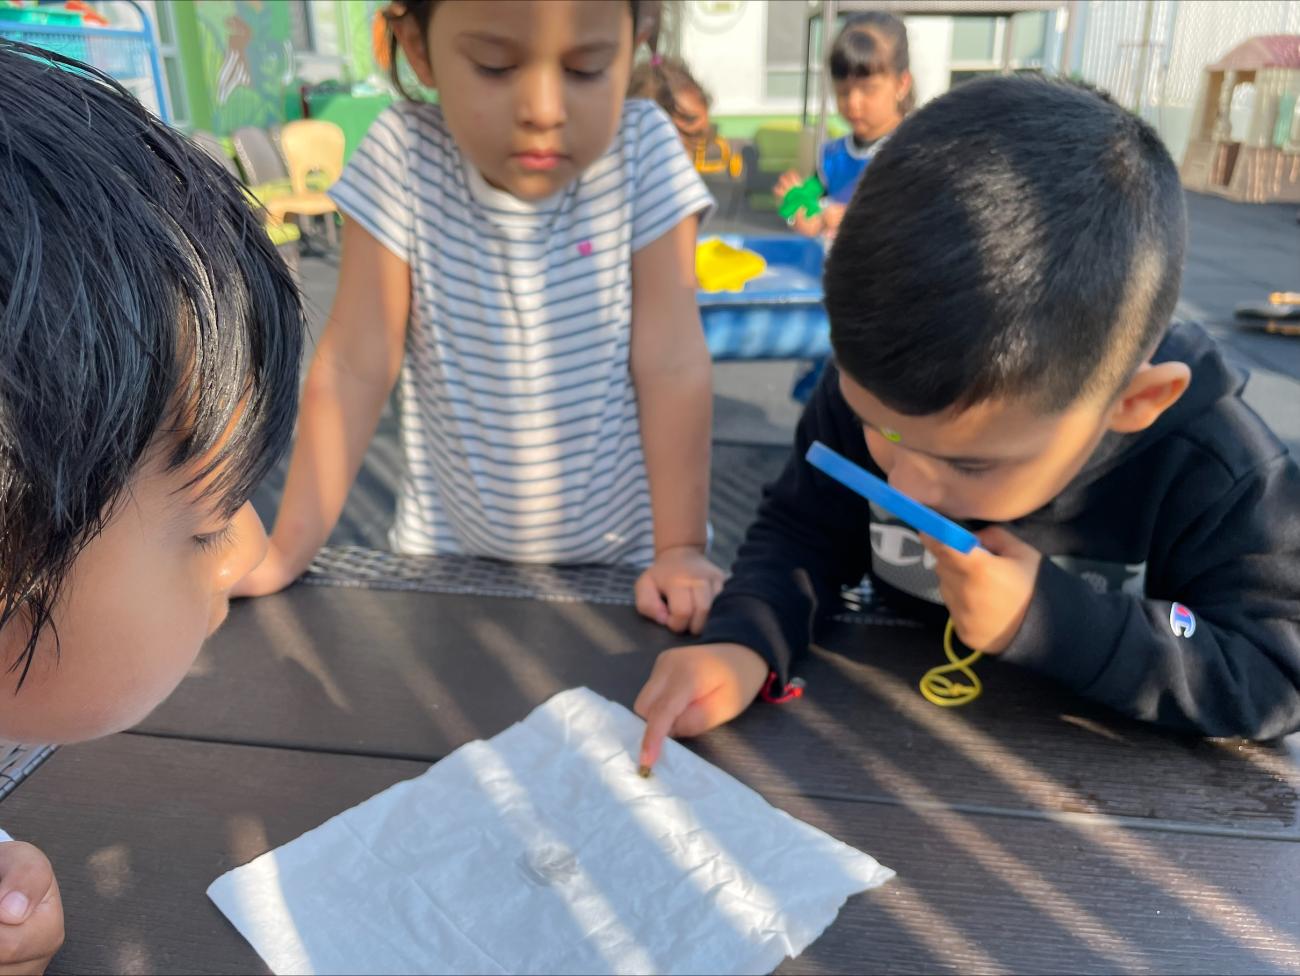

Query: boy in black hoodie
<box><xmin>636</xmin><ymin>75</ymin><xmax>1300</xmax><ymax>766</ymax></box>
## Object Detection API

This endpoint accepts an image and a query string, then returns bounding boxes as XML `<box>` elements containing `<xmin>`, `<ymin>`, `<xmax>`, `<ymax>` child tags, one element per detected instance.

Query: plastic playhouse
<box><xmin>1180</xmin><ymin>34</ymin><xmax>1300</xmax><ymax>204</ymax></box>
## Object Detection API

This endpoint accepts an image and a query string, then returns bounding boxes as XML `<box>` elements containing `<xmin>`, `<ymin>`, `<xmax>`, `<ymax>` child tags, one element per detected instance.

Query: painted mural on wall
<box><xmin>196</xmin><ymin>0</ymin><xmax>292</xmax><ymax>133</ymax></box>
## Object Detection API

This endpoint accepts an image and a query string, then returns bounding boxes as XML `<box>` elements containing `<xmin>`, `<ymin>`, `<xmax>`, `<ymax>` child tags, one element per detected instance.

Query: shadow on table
<box><xmin>687</xmin><ymin>619</ymin><xmax>1300</xmax><ymax>974</ymax></box>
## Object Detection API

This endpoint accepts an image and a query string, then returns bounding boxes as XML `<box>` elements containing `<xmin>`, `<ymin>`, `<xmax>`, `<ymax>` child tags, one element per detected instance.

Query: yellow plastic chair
<box><xmin>191</xmin><ymin>130</ymin><xmax>301</xmax><ymax>275</ymax></box>
<box><xmin>267</xmin><ymin>119</ymin><xmax>345</xmax><ymax>244</ymax></box>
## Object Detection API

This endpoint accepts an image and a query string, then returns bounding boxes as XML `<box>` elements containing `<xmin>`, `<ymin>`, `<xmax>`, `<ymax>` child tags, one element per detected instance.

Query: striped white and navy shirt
<box><xmin>330</xmin><ymin>100</ymin><xmax>712</xmax><ymax>565</ymax></box>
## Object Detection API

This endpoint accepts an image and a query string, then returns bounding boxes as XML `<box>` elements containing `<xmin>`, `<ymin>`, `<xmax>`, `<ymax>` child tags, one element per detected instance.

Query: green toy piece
<box><xmin>779</xmin><ymin>175</ymin><xmax>826</xmax><ymax>222</ymax></box>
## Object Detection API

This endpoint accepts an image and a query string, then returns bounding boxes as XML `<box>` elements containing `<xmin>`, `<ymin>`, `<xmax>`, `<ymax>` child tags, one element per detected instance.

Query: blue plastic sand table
<box><xmin>695</xmin><ymin>235</ymin><xmax>829</xmax><ymax>361</ymax></box>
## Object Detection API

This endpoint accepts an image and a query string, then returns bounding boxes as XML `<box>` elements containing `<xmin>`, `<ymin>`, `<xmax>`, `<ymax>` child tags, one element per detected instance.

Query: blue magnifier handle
<box><xmin>805</xmin><ymin>441</ymin><xmax>980</xmax><ymax>554</ymax></box>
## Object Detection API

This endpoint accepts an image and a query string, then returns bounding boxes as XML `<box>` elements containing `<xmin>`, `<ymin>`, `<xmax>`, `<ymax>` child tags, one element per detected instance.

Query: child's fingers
<box><xmin>670</xmin><ymin>700</ymin><xmax>716</xmax><ymax>739</ymax></box>
<box><xmin>975</xmin><ymin>525</ymin><xmax>1032</xmax><ymax>558</ymax></box>
<box><xmin>664</xmin><ymin>583</ymin><xmax>695</xmax><ymax>633</ymax></box>
<box><xmin>633</xmin><ymin>663</ymin><xmax>669</xmax><ymax>721</ymax></box>
<box><xmin>633</xmin><ymin>572</ymin><xmax>669</xmax><ymax>626</ymax></box>
<box><xmin>0</xmin><ymin>843</ymin><xmax>53</xmax><ymax>925</ymax></box>
<box><xmin>671</xmin><ymin>694</ymin><xmax>731</xmax><ymax>739</ymax></box>
<box><xmin>919</xmin><ymin>533</ymin><xmax>961</xmax><ymax>568</ymax></box>
<box><xmin>920</xmin><ymin>533</ymin><xmax>985</xmax><ymax>576</ymax></box>
<box><xmin>638</xmin><ymin>685</ymin><xmax>696</xmax><ymax>770</ymax></box>
<box><xmin>688</xmin><ymin>581</ymin><xmax>713</xmax><ymax>635</ymax></box>
<box><xmin>0</xmin><ymin>878</ymin><xmax>62</xmax><ymax>974</ymax></box>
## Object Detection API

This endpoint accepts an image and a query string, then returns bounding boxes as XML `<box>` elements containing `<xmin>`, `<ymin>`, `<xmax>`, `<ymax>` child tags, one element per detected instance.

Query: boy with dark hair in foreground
<box><xmin>637</xmin><ymin>75</ymin><xmax>1300</xmax><ymax>766</ymax></box>
<box><xmin>0</xmin><ymin>43</ymin><xmax>304</xmax><ymax>970</ymax></box>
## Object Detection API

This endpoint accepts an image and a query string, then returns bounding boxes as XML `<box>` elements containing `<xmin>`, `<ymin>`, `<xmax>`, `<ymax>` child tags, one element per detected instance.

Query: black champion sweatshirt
<box><xmin>699</xmin><ymin>322</ymin><xmax>1300</xmax><ymax>740</ymax></box>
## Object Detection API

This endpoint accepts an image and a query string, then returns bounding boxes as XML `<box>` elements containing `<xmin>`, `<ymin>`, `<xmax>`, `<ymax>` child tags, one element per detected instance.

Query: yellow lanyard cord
<box><xmin>919</xmin><ymin>618</ymin><xmax>984</xmax><ymax>707</ymax></box>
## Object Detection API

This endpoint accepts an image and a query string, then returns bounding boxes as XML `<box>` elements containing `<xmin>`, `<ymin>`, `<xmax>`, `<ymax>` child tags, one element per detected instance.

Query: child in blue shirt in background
<box><xmin>775</xmin><ymin>12</ymin><xmax>913</xmax><ymax>238</ymax></box>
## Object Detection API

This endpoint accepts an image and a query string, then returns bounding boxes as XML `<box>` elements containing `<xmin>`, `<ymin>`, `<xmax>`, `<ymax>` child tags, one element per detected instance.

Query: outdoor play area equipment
<box><xmin>266</xmin><ymin>118</ymin><xmax>345</xmax><ymax>245</ymax></box>
<box><xmin>690</xmin><ymin>131</ymin><xmax>745</xmax><ymax>180</ymax></box>
<box><xmin>1236</xmin><ymin>291</ymin><xmax>1300</xmax><ymax>337</ymax></box>
<box><xmin>0</xmin><ymin>0</ymin><xmax>168</xmax><ymax>121</ymax></box>
<box><xmin>695</xmin><ymin>239</ymin><xmax>767</xmax><ymax>293</ymax></box>
<box><xmin>695</xmin><ymin>235</ymin><xmax>829</xmax><ymax>362</ymax></box>
<box><xmin>1180</xmin><ymin>34</ymin><xmax>1300</xmax><ymax>204</ymax></box>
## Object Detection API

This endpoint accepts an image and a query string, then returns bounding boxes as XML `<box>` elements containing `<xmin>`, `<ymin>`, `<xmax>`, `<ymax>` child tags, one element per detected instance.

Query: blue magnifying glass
<box><xmin>805</xmin><ymin>441</ymin><xmax>980</xmax><ymax>554</ymax></box>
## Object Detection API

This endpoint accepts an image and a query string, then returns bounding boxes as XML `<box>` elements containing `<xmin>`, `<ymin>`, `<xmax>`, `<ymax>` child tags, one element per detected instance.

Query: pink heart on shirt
<box><xmin>577</xmin><ymin>240</ymin><xmax>593</xmax><ymax>257</ymax></box>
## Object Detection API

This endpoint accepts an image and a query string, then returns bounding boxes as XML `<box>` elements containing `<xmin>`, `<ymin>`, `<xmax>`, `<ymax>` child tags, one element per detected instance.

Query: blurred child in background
<box><xmin>776</xmin><ymin>12</ymin><xmax>913</xmax><ymax>238</ymax></box>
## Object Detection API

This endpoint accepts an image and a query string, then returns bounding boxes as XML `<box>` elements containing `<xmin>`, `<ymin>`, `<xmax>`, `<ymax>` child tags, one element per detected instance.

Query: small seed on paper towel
<box><xmin>637</xmin><ymin>764</ymin><xmax>652</xmax><ymax>779</ymax></box>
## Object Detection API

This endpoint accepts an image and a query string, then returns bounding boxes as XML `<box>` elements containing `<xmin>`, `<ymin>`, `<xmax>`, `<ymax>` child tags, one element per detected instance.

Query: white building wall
<box><xmin>679</xmin><ymin>0</ymin><xmax>770</xmax><ymax>115</ymax></box>
<box><xmin>677</xmin><ymin>2</ymin><xmax>1073</xmax><ymax>119</ymax></box>
<box><xmin>678</xmin><ymin>1</ymin><xmax>963</xmax><ymax>116</ymax></box>
<box><xmin>903</xmin><ymin>15</ymin><xmax>954</xmax><ymax>107</ymax></box>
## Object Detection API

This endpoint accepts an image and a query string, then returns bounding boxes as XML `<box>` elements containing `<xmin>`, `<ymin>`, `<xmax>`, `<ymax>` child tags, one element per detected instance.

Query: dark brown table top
<box><xmin>3</xmin><ymin>575</ymin><xmax>1299</xmax><ymax>974</ymax></box>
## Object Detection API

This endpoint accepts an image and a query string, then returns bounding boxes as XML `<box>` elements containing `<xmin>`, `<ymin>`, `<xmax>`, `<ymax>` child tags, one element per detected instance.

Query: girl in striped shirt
<box><xmin>236</xmin><ymin>0</ymin><xmax>724</xmax><ymax>634</ymax></box>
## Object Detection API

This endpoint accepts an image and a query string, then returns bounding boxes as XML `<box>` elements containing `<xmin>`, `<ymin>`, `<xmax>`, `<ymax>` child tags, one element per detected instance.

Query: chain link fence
<box><xmin>1074</xmin><ymin>0</ymin><xmax>1300</xmax><ymax>160</ymax></box>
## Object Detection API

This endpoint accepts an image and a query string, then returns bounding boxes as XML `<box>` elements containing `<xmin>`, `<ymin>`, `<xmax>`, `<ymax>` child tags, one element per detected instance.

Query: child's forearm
<box><xmin>267</xmin><ymin>219</ymin><xmax>410</xmax><ymax>574</ymax></box>
<box><xmin>267</xmin><ymin>352</ymin><xmax>395</xmax><ymax>571</ymax></box>
<box><xmin>634</xmin><ymin>355</ymin><xmax>713</xmax><ymax>553</ymax></box>
<box><xmin>1001</xmin><ymin>551</ymin><xmax>1300</xmax><ymax>741</ymax></box>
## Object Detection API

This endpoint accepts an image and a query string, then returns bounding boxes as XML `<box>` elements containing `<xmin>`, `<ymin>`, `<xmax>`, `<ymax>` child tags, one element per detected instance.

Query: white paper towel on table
<box><xmin>208</xmin><ymin>687</ymin><xmax>892</xmax><ymax>975</ymax></box>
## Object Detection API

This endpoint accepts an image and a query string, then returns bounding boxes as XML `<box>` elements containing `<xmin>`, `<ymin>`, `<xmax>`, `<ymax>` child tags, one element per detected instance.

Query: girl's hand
<box><xmin>634</xmin><ymin>643</ymin><xmax>769</xmax><ymax>770</ymax></box>
<box><xmin>634</xmin><ymin>546</ymin><xmax>725</xmax><ymax>635</ymax></box>
<box><xmin>820</xmin><ymin>202</ymin><xmax>846</xmax><ymax>233</ymax></box>
<box><xmin>0</xmin><ymin>842</ymin><xmax>63</xmax><ymax>975</ymax></box>
<box><xmin>773</xmin><ymin>169</ymin><xmax>802</xmax><ymax>203</ymax></box>
<box><xmin>230</xmin><ymin>541</ymin><xmax>303</xmax><ymax>598</ymax></box>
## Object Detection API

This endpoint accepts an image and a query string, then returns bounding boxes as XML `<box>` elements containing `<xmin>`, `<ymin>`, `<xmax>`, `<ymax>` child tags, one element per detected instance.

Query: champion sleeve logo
<box><xmin>1169</xmin><ymin>603</ymin><xmax>1197</xmax><ymax>638</ymax></box>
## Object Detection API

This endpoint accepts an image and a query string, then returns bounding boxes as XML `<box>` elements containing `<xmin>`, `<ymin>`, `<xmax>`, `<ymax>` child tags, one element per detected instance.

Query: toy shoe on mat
<box><xmin>1236</xmin><ymin>291</ymin><xmax>1300</xmax><ymax>336</ymax></box>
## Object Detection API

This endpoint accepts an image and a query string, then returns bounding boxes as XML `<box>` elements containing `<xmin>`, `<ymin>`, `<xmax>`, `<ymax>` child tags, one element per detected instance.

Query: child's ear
<box><xmin>896</xmin><ymin>70</ymin><xmax>913</xmax><ymax>103</ymax></box>
<box><xmin>1106</xmin><ymin>361</ymin><xmax>1192</xmax><ymax>434</ymax></box>
<box><xmin>389</xmin><ymin>10</ymin><xmax>437</xmax><ymax>88</ymax></box>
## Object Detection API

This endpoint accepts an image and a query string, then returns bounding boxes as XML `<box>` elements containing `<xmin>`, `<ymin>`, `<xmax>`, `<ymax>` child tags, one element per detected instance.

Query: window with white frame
<box><xmin>949</xmin><ymin>11</ymin><xmax>1050</xmax><ymax>87</ymax></box>
<box><xmin>765</xmin><ymin>0</ymin><xmax>811</xmax><ymax>105</ymax></box>
<box><xmin>949</xmin><ymin>15</ymin><xmax>1003</xmax><ymax>86</ymax></box>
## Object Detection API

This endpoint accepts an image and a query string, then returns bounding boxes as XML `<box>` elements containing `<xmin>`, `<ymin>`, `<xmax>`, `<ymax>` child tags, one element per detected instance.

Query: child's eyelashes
<box><xmin>947</xmin><ymin>461</ymin><xmax>995</xmax><ymax>477</ymax></box>
<box><xmin>469</xmin><ymin>63</ymin><xmax>606</xmax><ymax>82</ymax></box>
<box><xmin>193</xmin><ymin>522</ymin><xmax>237</xmax><ymax>553</ymax></box>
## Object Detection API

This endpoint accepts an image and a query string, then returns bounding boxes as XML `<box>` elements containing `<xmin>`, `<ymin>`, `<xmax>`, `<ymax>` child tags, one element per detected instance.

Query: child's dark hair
<box><xmin>824</xmin><ymin>74</ymin><xmax>1186</xmax><ymax>416</ymax></box>
<box><xmin>628</xmin><ymin>55</ymin><xmax>710</xmax><ymax>120</ymax></box>
<box><xmin>384</xmin><ymin>0</ymin><xmax>662</xmax><ymax>99</ymax></box>
<box><xmin>0</xmin><ymin>42</ymin><xmax>304</xmax><ymax>686</ymax></box>
<box><xmin>829</xmin><ymin>12</ymin><xmax>914</xmax><ymax>114</ymax></box>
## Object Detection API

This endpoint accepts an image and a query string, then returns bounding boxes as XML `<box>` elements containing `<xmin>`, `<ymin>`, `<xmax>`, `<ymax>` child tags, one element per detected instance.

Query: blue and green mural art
<box><xmin>177</xmin><ymin>0</ymin><xmax>392</xmax><ymax>137</ymax></box>
<box><xmin>194</xmin><ymin>0</ymin><xmax>292</xmax><ymax>132</ymax></box>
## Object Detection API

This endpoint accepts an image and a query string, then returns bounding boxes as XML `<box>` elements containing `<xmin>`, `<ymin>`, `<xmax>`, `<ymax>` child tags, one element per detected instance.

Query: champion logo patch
<box><xmin>1169</xmin><ymin>603</ymin><xmax>1196</xmax><ymax>638</ymax></box>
